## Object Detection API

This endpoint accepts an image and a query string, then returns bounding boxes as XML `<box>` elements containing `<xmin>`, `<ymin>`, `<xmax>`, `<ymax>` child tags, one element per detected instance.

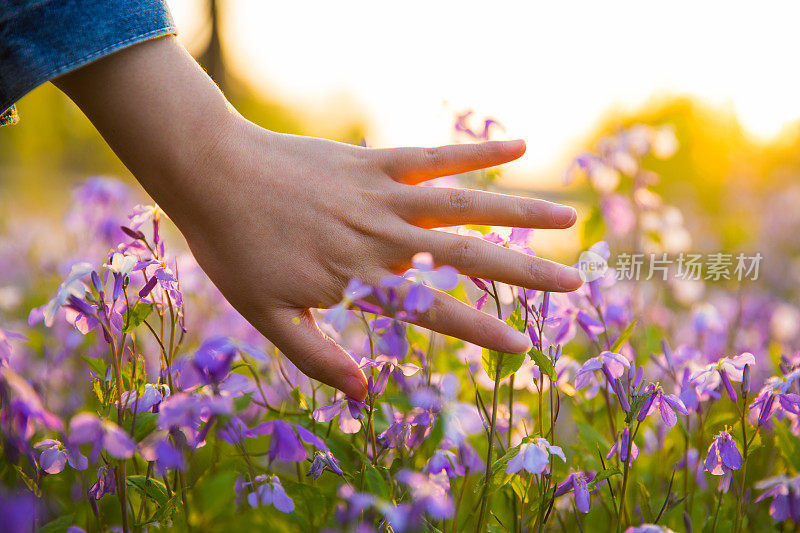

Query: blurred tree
<box><xmin>0</xmin><ymin>0</ymin><xmax>365</xmax><ymax>212</ymax></box>
<box><xmin>197</xmin><ymin>0</ymin><xmax>228</xmax><ymax>93</ymax></box>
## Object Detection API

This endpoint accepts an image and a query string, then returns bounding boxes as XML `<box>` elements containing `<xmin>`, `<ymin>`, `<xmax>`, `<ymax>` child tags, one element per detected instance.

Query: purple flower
<box><xmin>68</xmin><ymin>412</ymin><xmax>136</xmax><ymax>460</ymax></box>
<box><xmin>307</xmin><ymin>449</ymin><xmax>343</xmax><ymax>479</ymax></box>
<box><xmin>396</xmin><ymin>470</ymin><xmax>454</xmax><ymax>519</ymax></box>
<box><xmin>360</xmin><ymin>356</ymin><xmax>421</xmax><ymax>398</ymax></box>
<box><xmin>248</xmin><ymin>419</ymin><xmax>327</xmax><ymax>462</ymax></box>
<box><xmin>87</xmin><ymin>466</ymin><xmax>116</xmax><ymax>500</ymax></box>
<box><xmin>425</xmin><ymin>449</ymin><xmax>464</xmax><ymax>478</ymax></box>
<box><xmin>324</xmin><ymin>278</ymin><xmax>373</xmax><ymax>331</ymax></box>
<box><xmin>103</xmin><ymin>252</ymin><xmax>137</xmax><ymax>277</ymax></box>
<box><xmin>244</xmin><ymin>475</ymin><xmax>294</xmax><ymax>513</ymax></box>
<box><xmin>157</xmin><ymin>393</ymin><xmax>232</xmax><ymax>436</ymax></box>
<box><xmin>458</xmin><ymin>442</ymin><xmax>485</xmax><ymax>472</ymax></box>
<box><xmin>607</xmin><ymin>428</ymin><xmax>639</xmax><ymax>466</ymax></box>
<box><xmin>574</xmin><ymin>351</ymin><xmax>630</xmax><ymax>390</ymax></box>
<box><xmin>0</xmin><ymin>367</ymin><xmax>63</xmax><ymax>433</ymax></box>
<box><xmin>624</xmin><ymin>525</ymin><xmax>676</xmax><ymax>533</ymax></box>
<box><xmin>755</xmin><ymin>475</ymin><xmax>800</xmax><ymax>523</ymax></box>
<box><xmin>402</xmin><ymin>252</ymin><xmax>458</xmax><ymax>313</ymax></box>
<box><xmin>42</xmin><ymin>262</ymin><xmax>93</xmax><ymax>327</ymax></box>
<box><xmin>749</xmin><ymin>369</ymin><xmax>800</xmax><ymax>426</ymax></box>
<box><xmin>138</xmin><ymin>262</ymin><xmax>182</xmax><ymax>307</ymax></box>
<box><xmin>454</xmin><ymin>110</ymin><xmax>502</xmax><ymax>141</ymax></box>
<box><xmin>576</xmin><ymin>310</ymin><xmax>605</xmax><ymax>340</ymax></box>
<box><xmin>676</xmin><ymin>448</ymin><xmax>707</xmax><ymax>490</ymax></box>
<box><xmin>371</xmin><ymin>317</ymin><xmax>410</xmax><ymax>359</ymax></box>
<box><xmin>154</xmin><ymin>439</ymin><xmax>185</xmax><ymax>475</ymax></box>
<box><xmin>313</xmin><ymin>397</ymin><xmax>366</xmax><ymax>434</ymax></box>
<box><xmin>0</xmin><ymin>488</ymin><xmax>38</xmax><ymax>533</ymax></box>
<box><xmin>336</xmin><ymin>484</ymin><xmax>377</xmax><ymax>523</ymax></box>
<box><xmin>34</xmin><ymin>438</ymin><xmax>87</xmax><ymax>474</ymax></box>
<box><xmin>506</xmin><ymin>437</ymin><xmax>566</xmax><ymax>475</ymax></box>
<box><xmin>0</xmin><ymin>328</ymin><xmax>25</xmax><ymax>364</ymax></box>
<box><xmin>119</xmin><ymin>383</ymin><xmax>169</xmax><ymax>413</ymax></box>
<box><xmin>555</xmin><ymin>471</ymin><xmax>598</xmax><ymax>513</ymax></box>
<box><xmin>191</xmin><ymin>337</ymin><xmax>237</xmax><ymax>385</ymax></box>
<box><xmin>691</xmin><ymin>352</ymin><xmax>756</xmax><ymax>402</ymax></box>
<box><xmin>637</xmin><ymin>384</ymin><xmax>688</xmax><ymax>427</ymax></box>
<box><xmin>704</xmin><ymin>430</ymin><xmax>742</xmax><ymax>492</ymax></box>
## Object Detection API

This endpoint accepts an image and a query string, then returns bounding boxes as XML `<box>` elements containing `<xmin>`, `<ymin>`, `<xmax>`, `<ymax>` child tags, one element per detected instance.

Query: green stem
<box><xmin>475</xmin><ymin>352</ymin><xmax>503</xmax><ymax>533</ymax></box>
<box><xmin>616</xmin><ymin>422</ymin><xmax>639</xmax><ymax>533</ymax></box>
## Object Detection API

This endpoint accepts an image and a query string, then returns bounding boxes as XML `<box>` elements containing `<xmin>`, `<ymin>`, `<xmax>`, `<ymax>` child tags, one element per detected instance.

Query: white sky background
<box><xmin>167</xmin><ymin>0</ymin><xmax>800</xmax><ymax>188</ymax></box>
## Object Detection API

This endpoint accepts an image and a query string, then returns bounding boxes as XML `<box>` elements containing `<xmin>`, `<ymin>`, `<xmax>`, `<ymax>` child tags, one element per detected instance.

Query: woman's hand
<box><xmin>54</xmin><ymin>36</ymin><xmax>582</xmax><ymax>400</ymax></box>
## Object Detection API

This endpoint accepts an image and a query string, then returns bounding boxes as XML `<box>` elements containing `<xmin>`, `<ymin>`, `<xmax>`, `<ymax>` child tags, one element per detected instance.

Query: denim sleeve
<box><xmin>0</xmin><ymin>0</ymin><xmax>177</xmax><ymax>125</ymax></box>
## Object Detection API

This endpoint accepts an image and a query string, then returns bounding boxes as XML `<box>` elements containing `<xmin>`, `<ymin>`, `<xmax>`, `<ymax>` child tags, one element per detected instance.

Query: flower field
<box><xmin>1</xmin><ymin>122</ymin><xmax>799</xmax><ymax>533</ymax></box>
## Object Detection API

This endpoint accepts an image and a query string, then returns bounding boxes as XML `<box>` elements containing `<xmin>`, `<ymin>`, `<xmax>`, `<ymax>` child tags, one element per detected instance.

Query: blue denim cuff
<box><xmin>0</xmin><ymin>0</ymin><xmax>177</xmax><ymax>123</ymax></box>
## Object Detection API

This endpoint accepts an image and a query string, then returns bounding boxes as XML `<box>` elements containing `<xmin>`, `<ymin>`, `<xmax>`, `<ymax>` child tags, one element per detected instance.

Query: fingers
<box><xmin>388</xmin><ymin>279</ymin><xmax>533</xmax><ymax>354</ymax></box>
<box><xmin>375</xmin><ymin>139</ymin><xmax>526</xmax><ymax>185</ymax></box>
<box><xmin>396</xmin><ymin>187</ymin><xmax>577</xmax><ymax>229</ymax></box>
<box><xmin>262</xmin><ymin>308</ymin><xmax>368</xmax><ymax>400</ymax></box>
<box><xmin>411</xmin><ymin>229</ymin><xmax>583</xmax><ymax>292</ymax></box>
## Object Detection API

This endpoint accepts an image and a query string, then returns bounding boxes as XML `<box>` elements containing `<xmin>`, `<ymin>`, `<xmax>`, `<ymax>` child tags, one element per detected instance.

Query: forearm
<box><xmin>52</xmin><ymin>36</ymin><xmax>238</xmax><ymax>227</ymax></box>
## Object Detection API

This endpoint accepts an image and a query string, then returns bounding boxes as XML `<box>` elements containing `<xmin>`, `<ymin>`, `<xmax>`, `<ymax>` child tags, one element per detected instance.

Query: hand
<box><xmin>54</xmin><ymin>36</ymin><xmax>582</xmax><ymax>401</ymax></box>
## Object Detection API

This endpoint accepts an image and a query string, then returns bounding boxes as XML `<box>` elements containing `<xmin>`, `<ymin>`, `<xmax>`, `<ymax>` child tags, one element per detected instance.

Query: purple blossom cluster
<box><xmin>0</xmin><ymin>121</ymin><xmax>798</xmax><ymax>533</ymax></box>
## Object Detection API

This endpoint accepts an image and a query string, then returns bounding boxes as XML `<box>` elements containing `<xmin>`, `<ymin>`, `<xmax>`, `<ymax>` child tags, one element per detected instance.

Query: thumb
<box><xmin>261</xmin><ymin>307</ymin><xmax>368</xmax><ymax>401</ymax></box>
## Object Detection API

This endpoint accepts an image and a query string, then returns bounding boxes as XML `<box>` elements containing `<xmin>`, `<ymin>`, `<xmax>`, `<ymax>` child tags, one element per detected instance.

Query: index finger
<box><xmin>374</xmin><ymin>139</ymin><xmax>526</xmax><ymax>185</ymax></box>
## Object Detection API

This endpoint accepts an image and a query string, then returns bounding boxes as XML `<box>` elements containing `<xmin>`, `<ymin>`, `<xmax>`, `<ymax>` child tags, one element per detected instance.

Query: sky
<box><xmin>168</xmin><ymin>0</ymin><xmax>800</xmax><ymax>187</ymax></box>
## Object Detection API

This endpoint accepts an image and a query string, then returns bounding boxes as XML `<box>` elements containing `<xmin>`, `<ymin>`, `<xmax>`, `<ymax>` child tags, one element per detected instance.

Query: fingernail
<box><xmin>552</xmin><ymin>205</ymin><xmax>577</xmax><ymax>227</ymax></box>
<box><xmin>557</xmin><ymin>266</ymin><xmax>583</xmax><ymax>290</ymax></box>
<box><xmin>504</xmin><ymin>139</ymin><xmax>526</xmax><ymax>154</ymax></box>
<box><xmin>503</xmin><ymin>327</ymin><xmax>533</xmax><ymax>353</ymax></box>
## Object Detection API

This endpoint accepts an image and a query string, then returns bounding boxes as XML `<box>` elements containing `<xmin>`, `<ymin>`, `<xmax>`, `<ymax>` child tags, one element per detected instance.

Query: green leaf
<box><xmin>364</xmin><ymin>464</ymin><xmax>390</xmax><ymax>499</ymax></box>
<box><xmin>283</xmin><ymin>480</ymin><xmax>331</xmax><ymax>529</ymax></box>
<box><xmin>146</xmin><ymin>494</ymin><xmax>181</xmax><ymax>525</ymax></box>
<box><xmin>637</xmin><ymin>481</ymin><xmax>655</xmax><ymax>523</ymax></box>
<box><xmin>81</xmin><ymin>355</ymin><xmax>107</xmax><ymax>376</ymax></box>
<box><xmin>291</xmin><ymin>387</ymin><xmax>310</xmax><ymax>411</ymax></box>
<box><xmin>528</xmin><ymin>347</ymin><xmax>556</xmax><ymax>380</ymax></box>
<box><xmin>234</xmin><ymin>392</ymin><xmax>253</xmax><ymax>411</ymax></box>
<box><xmin>127</xmin><ymin>475</ymin><xmax>169</xmax><ymax>508</ymax></box>
<box><xmin>507</xmin><ymin>304</ymin><xmax>525</xmax><ymax>332</ymax></box>
<box><xmin>581</xmin><ymin>206</ymin><xmax>606</xmax><ymax>250</ymax></box>
<box><xmin>510</xmin><ymin>475</ymin><xmax>528</xmax><ymax>500</ymax></box>
<box><xmin>588</xmin><ymin>467</ymin><xmax>622</xmax><ymax>490</ymax></box>
<box><xmin>611</xmin><ymin>319</ymin><xmax>638</xmax><ymax>352</ymax></box>
<box><xmin>13</xmin><ymin>465</ymin><xmax>41</xmax><ymax>497</ymax></box>
<box><xmin>482</xmin><ymin>349</ymin><xmax>525</xmax><ymax>382</ymax></box>
<box><xmin>475</xmin><ymin>443</ymin><xmax>523</xmax><ymax>496</ymax></box>
<box><xmin>126</xmin><ymin>411</ymin><xmax>158</xmax><ymax>442</ymax></box>
<box><xmin>124</xmin><ymin>302</ymin><xmax>154</xmax><ymax>332</ymax></box>
<box><xmin>39</xmin><ymin>515</ymin><xmax>74</xmax><ymax>533</ymax></box>
<box><xmin>193</xmin><ymin>471</ymin><xmax>237</xmax><ymax>522</ymax></box>
<box><xmin>775</xmin><ymin>422</ymin><xmax>800</xmax><ymax>471</ymax></box>
<box><xmin>575</xmin><ymin>421</ymin><xmax>611</xmax><ymax>452</ymax></box>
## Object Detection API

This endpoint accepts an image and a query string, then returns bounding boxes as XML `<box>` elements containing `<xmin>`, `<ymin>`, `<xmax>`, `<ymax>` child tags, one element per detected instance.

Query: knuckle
<box><xmin>446</xmin><ymin>237</ymin><xmax>480</xmax><ymax>269</ymax></box>
<box><xmin>471</xmin><ymin>142</ymin><xmax>492</xmax><ymax>159</ymax></box>
<box><xmin>526</xmin><ymin>258</ymin><xmax>547</xmax><ymax>283</ymax></box>
<box><xmin>472</xmin><ymin>314</ymin><xmax>498</xmax><ymax>341</ymax></box>
<box><xmin>422</xmin><ymin>147</ymin><xmax>445</xmax><ymax>168</ymax></box>
<box><xmin>517</xmin><ymin>198</ymin><xmax>539</xmax><ymax>220</ymax></box>
<box><xmin>445</xmin><ymin>189</ymin><xmax>475</xmax><ymax>214</ymax></box>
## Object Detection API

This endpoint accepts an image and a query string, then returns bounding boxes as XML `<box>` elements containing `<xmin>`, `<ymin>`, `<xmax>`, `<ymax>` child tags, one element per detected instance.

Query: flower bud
<box><xmin>683</xmin><ymin>511</ymin><xmax>693</xmax><ymax>533</ymax></box>
<box><xmin>539</xmin><ymin>292</ymin><xmax>550</xmax><ymax>320</ymax></box>
<box><xmin>613</xmin><ymin>378</ymin><xmax>631</xmax><ymax>413</ymax></box>
<box><xmin>661</xmin><ymin>339</ymin><xmax>673</xmax><ymax>369</ymax></box>
<box><xmin>741</xmin><ymin>364</ymin><xmax>750</xmax><ymax>396</ymax></box>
